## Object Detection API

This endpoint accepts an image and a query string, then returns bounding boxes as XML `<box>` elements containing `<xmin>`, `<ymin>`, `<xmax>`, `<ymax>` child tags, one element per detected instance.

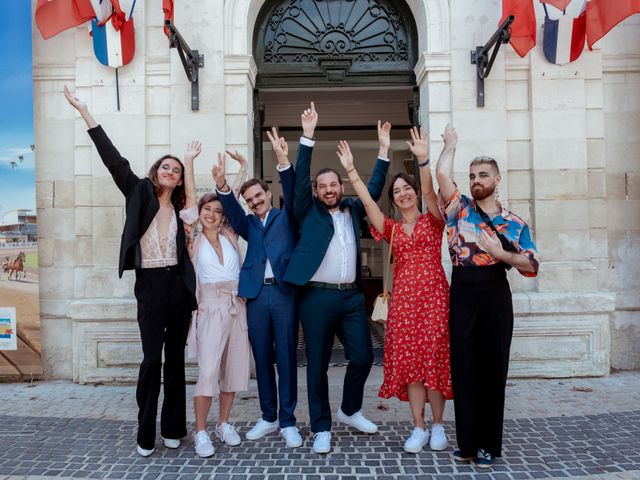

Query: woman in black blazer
<box><xmin>64</xmin><ymin>86</ymin><xmax>197</xmax><ymax>457</ymax></box>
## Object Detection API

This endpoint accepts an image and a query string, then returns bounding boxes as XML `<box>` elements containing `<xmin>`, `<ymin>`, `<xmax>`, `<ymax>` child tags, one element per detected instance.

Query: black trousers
<box><xmin>134</xmin><ymin>266</ymin><xmax>192</xmax><ymax>450</ymax></box>
<box><xmin>299</xmin><ymin>287</ymin><xmax>374</xmax><ymax>433</ymax></box>
<box><xmin>449</xmin><ymin>265</ymin><xmax>513</xmax><ymax>458</ymax></box>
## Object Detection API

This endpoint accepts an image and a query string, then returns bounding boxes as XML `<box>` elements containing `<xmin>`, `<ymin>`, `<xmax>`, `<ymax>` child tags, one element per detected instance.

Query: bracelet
<box><xmin>217</xmin><ymin>180</ymin><xmax>228</xmax><ymax>190</ymax></box>
<box><xmin>346</xmin><ymin>168</ymin><xmax>356</xmax><ymax>174</ymax></box>
<box><xmin>418</xmin><ymin>158</ymin><xmax>431</xmax><ymax>168</ymax></box>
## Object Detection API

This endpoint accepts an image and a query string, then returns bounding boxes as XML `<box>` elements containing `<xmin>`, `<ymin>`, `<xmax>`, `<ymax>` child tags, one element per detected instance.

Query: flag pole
<box><xmin>115</xmin><ymin>68</ymin><xmax>121</xmax><ymax>111</ymax></box>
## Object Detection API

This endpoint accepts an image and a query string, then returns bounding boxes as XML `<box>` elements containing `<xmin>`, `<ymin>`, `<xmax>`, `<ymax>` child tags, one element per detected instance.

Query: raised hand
<box><xmin>442</xmin><ymin>124</ymin><xmax>458</xmax><ymax>149</ymax></box>
<box><xmin>184</xmin><ymin>140</ymin><xmax>202</xmax><ymax>163</ymax></box>
<box><xmin>63</xmin><ymin>85</ymin><xmax>97</xmax><ymax>128</ymax></box>
<box><xmin>406</xmin><ymin>126</ymin><xmax>428</xmax><ymax>163</ymax></box>
<box><xmin>63</xmin><ymin>85</ymin><xmax>87</xmax><ymax>111</ymax></box>
<box><xmin>377</xmin><ymin>121</ymin><xmax>392</xmax><ymax>153</ymax></box>
<box><xmin>225</xmin><ymin>149</ymin><xmax>248</xmax><ymax>169</ymax></box>
<box><xmin>336</xmin><ymin>140</ymin><xmax>354</xmax><ymax>171</ymax></box>
<box><xmin>265</xmin><ymin>126</ymin><xmax>289</xmax><ymax>165</ymax></box>
<box><xmin>301</xmin><ymin>101</ymin><xmax>318</xmax><ymax>138</ymax></box>
<box><xmin>212</xmin><ymin>152</ymin><xmax>227</xmax><ymax>190</ymax></box>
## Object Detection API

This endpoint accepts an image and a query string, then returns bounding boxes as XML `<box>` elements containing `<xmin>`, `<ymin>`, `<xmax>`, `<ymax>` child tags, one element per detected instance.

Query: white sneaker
<box><xmin>312</xmin><ymin>431</ymin><xmax>331</xmax><ymax>454</ymax></box>
<box><xmin>194</xmin><ymin>431</ymin><xmax>215</xmax><ymax>458</ymax></box>
<box><xmin>245</xmin><ymin>418</ymin><xmax>279</xmax><ymax>440</ymax></box>
<box><xmin>215</xmin><ymin>422</ymin><xmax>241</xmax><ymax>446</ymax></box>
<box><xmin>136</xmin><ymin>445</ymin><xmax>154</xmax><ymax>457</ymax></box>
<box><xmin>162</xmin><ymin>437</ymin><xmax>180</xmax><ymax>449</ymax></box>
<box><xmin>336</xmin><ymin>408</ymin><xmax>378</xmax><ymax>434</ymax></box>
<box><xmin>430</xmin><ymin>423</ymin><xmax>448</xmax><ymax>451</ymax></box>
<box><xmin>404</xmin><ymin>426</ymin><xmax>430</xmax><ymax>454</ymax></box>
<box><xmin>280</xmin><ymin>426</ymin><xmax>303</xmax><ymax>448</ymax></box>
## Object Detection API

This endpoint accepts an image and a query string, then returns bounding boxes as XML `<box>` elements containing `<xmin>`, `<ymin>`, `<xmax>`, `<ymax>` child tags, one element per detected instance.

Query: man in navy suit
<box><xmin>214</xmin><ymin>128</ymin><xmax>301</xmax><ymax>448</ymax></box>
<box><xmin>284</xmin><ymin>103</ymin><xmax>391</xmax><ymax>453</ymax></box>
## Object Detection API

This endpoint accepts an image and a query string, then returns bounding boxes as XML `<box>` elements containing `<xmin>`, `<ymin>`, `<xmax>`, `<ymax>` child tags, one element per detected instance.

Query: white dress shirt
<box><xmin>311</xmin><ymin>208</ymin><xmax>357</xmax><ymax>284</ymax></box>
<box><xmin>260</xmin><ymin>209</ymin><xmax>275</xmax><ymax>280</ymax></box>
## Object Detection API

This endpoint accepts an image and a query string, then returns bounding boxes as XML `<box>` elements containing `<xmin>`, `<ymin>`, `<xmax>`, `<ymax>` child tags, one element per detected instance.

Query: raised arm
<box><xmin>183</xmin><ymin>140</ymin><xmax>202</xmax><ymax>210</ymax></box>
<box><xmin>366</xmin><ymin>121</ymin><xmax>392</xmax><ymax>203</ymax></box>
<box><xmin>64</xmin><ymin>85</ymin><xmax>139</xmax><ymax>196</ymax></box>
<box><xmin>435</xmin><ymin>124</ymin><xmax>458</xmax><ymax>201</ymax></box>
<box><xmin>64</xmin><ymin>85</ymin><xmax>98</xmax><ymax>129</ymax></box>
<box><xmin>337</xmin><ymin>141</ymin><xmax>385</xmax><ymax>234</ymax></box>
<box><xmin>214</xmin><ymin>153</ymin><xmax>249</xmax><ymax>239</ymax></box>
<box><xmin>226</xmin><ymin>150</ymin><xmax>249</xmax><ymax>198</ymax></box>
<box><xmin>407</xmin><ymin>127</ymin><xmax>442</xmax><ymax>222</ymax></box>
<box><xmin>293</xmin><ymin>102</ymin><xmax>318</xmax><ymax>222</ymax></box>
<box><xmin>266</xmin><ymin>127</ymin><xmax>295</xmax><ymax>217</ymax></box>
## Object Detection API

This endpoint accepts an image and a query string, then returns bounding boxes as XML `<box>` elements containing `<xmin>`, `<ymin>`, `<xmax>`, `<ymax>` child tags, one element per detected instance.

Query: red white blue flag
<box><xmin>90</xmin><ymin>0</ymin><xmax>135</xmax><ymax>68</ymax></box>
<box><xmin>542</xmin><ymin>2</ymin><xmax>586</xmax><ymax>65</ymax></box>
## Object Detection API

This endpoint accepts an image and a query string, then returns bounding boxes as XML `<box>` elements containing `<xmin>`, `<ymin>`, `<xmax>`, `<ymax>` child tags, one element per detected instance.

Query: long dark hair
<box><xmin>387</xmin><ymin>173</ymin><xmax>420</xmax><ymax>215</ymax></box>
<box><xmin>148</xmin><ymin>155</ymin><xmax>186</xmax><ymax>211</ymax></box>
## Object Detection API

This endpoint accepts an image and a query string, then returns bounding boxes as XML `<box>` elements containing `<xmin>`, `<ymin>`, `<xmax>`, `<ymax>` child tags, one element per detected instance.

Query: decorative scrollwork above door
<box><xmin>254</xmin><ymin>0</ymin><xmax>418</xmax><ymax>87</ymax></box>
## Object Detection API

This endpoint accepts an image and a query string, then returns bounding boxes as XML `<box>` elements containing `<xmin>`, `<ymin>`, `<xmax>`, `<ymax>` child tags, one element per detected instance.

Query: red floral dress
<box><xmin>372</xmin><ymin>213</ymin><xmax>452</xmax><ymax>401</ymax></box>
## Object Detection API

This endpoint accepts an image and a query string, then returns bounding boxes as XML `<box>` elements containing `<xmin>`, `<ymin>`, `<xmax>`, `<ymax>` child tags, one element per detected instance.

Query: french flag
<box><xmin>543</xmin><ymin>3</ymin><xmax>587</xmax><ymax>65</ymax></box>
<box><xmin>91</xmin><ymin>0</ymin><xmax>135</xmax><ymax>68</ymax></box>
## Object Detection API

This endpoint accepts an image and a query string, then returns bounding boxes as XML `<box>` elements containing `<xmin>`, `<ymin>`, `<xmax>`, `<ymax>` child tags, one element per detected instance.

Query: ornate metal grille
<box><xmin>254</xmin><ymin>0</ymin><xmax>417</xmax><ymax>86</ymax></box>
<box><xmin>264</xmin><ymin>0</ymin><xmax>409</xmax><ymax>64</ymax></box>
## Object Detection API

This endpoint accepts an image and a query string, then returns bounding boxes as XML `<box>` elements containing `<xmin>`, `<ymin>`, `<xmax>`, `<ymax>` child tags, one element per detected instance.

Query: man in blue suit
<box><xmin>284</xmin><ymin>103</ymin><xmax>391</xmax><ymax>453</ymax></box>
<box><xmin>214</xmin><ymin>128</ymin><xmax>301</xmax><ymax>448</ymax></box>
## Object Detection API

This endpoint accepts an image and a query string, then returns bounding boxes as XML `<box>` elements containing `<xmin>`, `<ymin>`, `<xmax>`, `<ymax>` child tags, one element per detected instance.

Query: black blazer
<box><xmin>88</xmin><ymin>126</ymin><xmax>196</xmax><ymax>309</ymax></box>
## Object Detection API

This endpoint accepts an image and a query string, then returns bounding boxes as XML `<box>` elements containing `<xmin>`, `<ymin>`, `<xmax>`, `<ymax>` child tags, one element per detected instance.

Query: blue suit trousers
<box><xmin>246</xmin><ymin>284</ymin><xmax>298</xmax><ymax>427</ymax></box>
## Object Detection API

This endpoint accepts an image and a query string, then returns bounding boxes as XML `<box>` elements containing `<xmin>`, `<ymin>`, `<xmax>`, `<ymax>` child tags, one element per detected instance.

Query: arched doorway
<box><xmin>252</xmin><ymin>0</ymin><xmax>421</xmax><ymax>365</ymax></box>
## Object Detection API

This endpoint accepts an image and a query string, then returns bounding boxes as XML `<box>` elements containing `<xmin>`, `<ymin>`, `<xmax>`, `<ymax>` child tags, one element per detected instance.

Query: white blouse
<box><xmin>197</xmin><ymin>235</ymin><xmax>240</xmax><ymax>283</ymax></box>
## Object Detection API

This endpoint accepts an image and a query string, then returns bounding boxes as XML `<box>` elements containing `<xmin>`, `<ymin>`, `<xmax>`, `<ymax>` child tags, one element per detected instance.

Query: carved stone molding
<box><xmin>414</xmin><ymin>51</ymin><xmax>451</xmax><ymax>86</ymax></box>
<box><xmin>603</xmin><ymin>53</ymin><xmax>640</xmax><ymax>73</ymax></box>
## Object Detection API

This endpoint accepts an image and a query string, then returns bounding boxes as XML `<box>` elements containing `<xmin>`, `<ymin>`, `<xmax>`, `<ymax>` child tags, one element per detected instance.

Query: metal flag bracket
<box><xmin>470</xmin><ymin>15</ymin><xmax>514</xmax><ymax>107</ymax></box>
<box><xmin>165</xmin><ymin>20</ymin><xmax>205</xmax><ymax>111</ymax></box>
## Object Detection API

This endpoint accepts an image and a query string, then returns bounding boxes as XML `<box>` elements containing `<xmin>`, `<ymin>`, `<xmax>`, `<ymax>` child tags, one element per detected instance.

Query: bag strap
<box><xmin>382</xmin><ymin>224</ymin><xmax>396</xmax><ymax>298</ymax></box>
<box><xmin>474</xmin><ymin>203</ymin><xmax>518</xmax><ymax>270</ymax></box>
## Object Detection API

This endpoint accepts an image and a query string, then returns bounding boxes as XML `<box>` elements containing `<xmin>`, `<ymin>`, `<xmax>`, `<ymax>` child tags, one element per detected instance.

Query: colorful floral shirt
<box><xmin>440</xmin><ymin>188</ymin><xmax>539</xmax><ymax>277</ymax></box>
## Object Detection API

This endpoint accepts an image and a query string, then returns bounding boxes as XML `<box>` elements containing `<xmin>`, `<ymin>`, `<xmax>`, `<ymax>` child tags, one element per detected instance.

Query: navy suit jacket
<box><xmin>283</xmin><ymin>142</ymin><xmax>389</xmax><ymax>290</ymax></box>
<box><xmin>218</xmin><ymin>165</ymin><xmax>297</xmax><ymax>300</ymax></box>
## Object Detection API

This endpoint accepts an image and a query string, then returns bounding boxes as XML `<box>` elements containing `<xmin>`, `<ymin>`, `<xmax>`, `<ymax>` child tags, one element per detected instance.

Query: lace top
<box><xmin>140</xmin><ymin>209</ymin><xmax>178</xmax><ymax>268</ymax></box>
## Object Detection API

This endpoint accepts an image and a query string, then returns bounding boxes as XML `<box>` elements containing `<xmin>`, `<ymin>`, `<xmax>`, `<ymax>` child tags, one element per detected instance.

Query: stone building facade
<box><xmin>31</xmin><ymin>0</ymin><xmax>639</xmax><ymax>382</ymax></box>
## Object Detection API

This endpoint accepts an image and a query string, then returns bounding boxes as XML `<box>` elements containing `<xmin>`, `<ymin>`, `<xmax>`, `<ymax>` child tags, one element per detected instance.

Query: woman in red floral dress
<box><xmin>337</xmin><ymin>125</ymin><xmax>451</xmax><ymax>454</ymax></box>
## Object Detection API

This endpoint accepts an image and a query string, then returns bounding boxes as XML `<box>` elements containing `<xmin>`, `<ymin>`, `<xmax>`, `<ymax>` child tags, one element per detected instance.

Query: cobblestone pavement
<box><xmin>0</xmin><ymin>368</ymin><xmax>638</xmax><ymax>480</ymax></box>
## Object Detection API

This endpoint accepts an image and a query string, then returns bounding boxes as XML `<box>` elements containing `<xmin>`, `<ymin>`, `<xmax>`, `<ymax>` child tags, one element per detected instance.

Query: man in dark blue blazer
<box><xmin>284</xmin><ymin>103</ymin><xmax>391</xmax><ymax>453</ymax></box>
<box><xmin>214</xmin><ymin>128</ymin><xmax>301</xmax><ymax>448</ymax></box>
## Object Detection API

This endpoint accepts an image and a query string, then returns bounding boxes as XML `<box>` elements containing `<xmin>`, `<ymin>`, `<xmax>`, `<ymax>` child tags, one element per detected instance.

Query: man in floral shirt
<box><xmin>435</xmin><ymin>125</ymin><xmax>539</xmax><ymax>468</ymax></box>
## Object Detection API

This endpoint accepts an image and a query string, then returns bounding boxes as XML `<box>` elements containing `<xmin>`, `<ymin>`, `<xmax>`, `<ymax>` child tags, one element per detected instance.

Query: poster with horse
<box><xmin>0</xmin><ymin>2</ymin><xmax>42</xmax><ymax>377</ymax></box>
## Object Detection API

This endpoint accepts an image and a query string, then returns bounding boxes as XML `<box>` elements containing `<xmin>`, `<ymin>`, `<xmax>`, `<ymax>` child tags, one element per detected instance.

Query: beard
<box><xmin>319</xmin><ymin>191</ymin><xmax>342</xmax><ymax>209</ymax></box>
<box><xmin>471</xmin><ymin>183</ymin><xmax>496</xmax><ymax>201</ymax></box>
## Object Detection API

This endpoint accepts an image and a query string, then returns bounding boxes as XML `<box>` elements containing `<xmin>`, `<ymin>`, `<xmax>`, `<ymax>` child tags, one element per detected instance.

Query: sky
<box><xmin>0</xmin><ymin>2</ymin><xmax>35</xmax><ymax>218</ymax></box>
